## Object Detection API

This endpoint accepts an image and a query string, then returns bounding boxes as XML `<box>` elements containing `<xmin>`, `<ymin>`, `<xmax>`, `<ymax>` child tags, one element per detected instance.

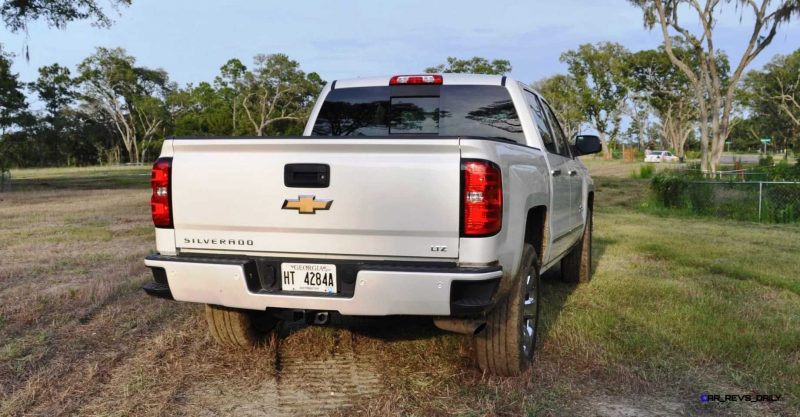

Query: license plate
<box><xmin>280</xmin><ymin>263</ymin><xmax>337</xmax><ymax>293</ymax></box>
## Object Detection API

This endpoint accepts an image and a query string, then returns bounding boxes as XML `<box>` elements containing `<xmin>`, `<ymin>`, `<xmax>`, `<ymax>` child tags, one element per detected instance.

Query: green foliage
<box><xmin>649</xmin><ymin>165</ymin><xmax>800</xmax><ymax>223</ymax></box>
<box><xmin>0</xmin><ymin>0</ymin><xmax>131</xmax><ymax>33</ymax></box>
<box><xmin>29</xmin><ymin>63</ymin><xmax>75</xmax><ymax>116</ymax></box>
<box><xmin>684</xmin><ymin>150</ymin><xmax>701</xmax><ymax>160</ymax></box>
<box><xmin>238</xmin><ymin>53</ymin><xmax>324</xmax><ymax>136</ymax></box>
<box><xmin>531</xmin><ymin>74</ymin><xmax>583</xmax><ymax>138</ymax></box>
<box><xmin>777</xmin><ymin>160</ymin><xmax>800</xmax><ymax>181</ymax></box>
<box><xmin>560</xmin><ymin>42</ymin><xmax>631</xmax><ymax>157</ymax></box>
<box><xmin>0</xmin><ymin>49</ymin><xmax>27</xmax><ymax>130</ymax></box>
<box><xmin>424</xmin><ymin>56</ymin><xmax>511</xmax><ymax>75</ymax></box>
<box><xmin>630</xmin><ymin>164</ymin><xmax>655</xmax><ymax>179</ymax></box>
<box><xmin>1</xmin><ymin>47</ymin><xmax>325</xmax><ymax>168</ymax></box>
<box><xmin>625</xmin><ymin>46</ymin><xmax>697</xmax><ymax>156</ymax></box>
<box><xmin>650</xmin><ymin>171</ymin><xmax>689</xmax><ymax>208</ymax></box>
<box><xmin>740</xmin><ymin>49</ymin><xmax>800</xmax><ymax>152</ymax></box>
<box><xmin>0</xmin><ymin>49</ymin><xmax>29</xmax><ymax>174</ymax></box>
<box><xmin>749</xmin><ymin>159</ymin><xmax>800</xmax><ymax>181</ymax></box>
<box><xmin>77</xmin><ymin>47</ymin><xmax>172</xmax><ymax>164</ymax></box>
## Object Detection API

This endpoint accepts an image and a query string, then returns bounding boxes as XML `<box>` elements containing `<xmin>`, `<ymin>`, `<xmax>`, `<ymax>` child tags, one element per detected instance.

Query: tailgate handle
<box><xmin>284</xmin><ymin>164</ymin><xmax>330</xmax><ymax>188</ymax></box>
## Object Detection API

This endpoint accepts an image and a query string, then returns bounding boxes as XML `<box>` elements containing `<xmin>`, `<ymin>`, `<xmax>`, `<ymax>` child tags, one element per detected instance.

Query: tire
<box><xmin>474</xmin><ymin>244</ymin><xmax>541</xmax><ymax>376</ymax></box>
<box><xmin>205</xmin><ymin>304</ymin><xmax>279</xmax><ymax>348</ymax></box>
<box><xmin>561</xmin><ymin>207</ymin><xmax>593</xmax><ymax>284</ymax></box>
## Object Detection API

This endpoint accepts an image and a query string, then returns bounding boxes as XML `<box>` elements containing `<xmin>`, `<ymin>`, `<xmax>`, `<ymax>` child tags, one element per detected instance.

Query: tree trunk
<box><xmin>131</xmin><ymin>139</ymin><xmax>140</xmax><ymax>164</ymax></box>
<box><xmin>694</xmin><ymin>86</ymin><xmax>711</xmax><ymax>174</ymax></box>
<box><xmin>598</xmin><ymin>130</ymin><xmax>611</xmax><ymax>160</ymax></box>
<box><xmin>232</xmin><ymin>98</ymin><xmax>237</xmax><ymax>135</ymax></box>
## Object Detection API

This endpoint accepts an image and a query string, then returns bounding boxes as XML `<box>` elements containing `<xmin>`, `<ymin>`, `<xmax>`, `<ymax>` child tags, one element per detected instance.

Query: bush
<box><xmin>687</xmin><ymin>182</ymin><xmax>714</xmax><ymax>214</ymax></box>
<box><xmin>763</xmin><ymin>183</ymin><xmax>800</xmax><ymax>223</ymax></box>
<box><xmin>631</xmin><ymin>164</ymin><xmax>655</xmax><ymax>179</ymax></box>
<box><xmin>758</xmin><ymin>155</ymin><xmax>774</xmax><ymax>167</ymax></box>
<box><xmin>684</xmin><ymin>150</ymin><xmax>701</xmax><ymax>160</ymax></box>
<box><xmin>770</xmin><ymin>160</ymin><xmax>800</xmax><ymax>181</ymax></box>
<box><xmin>651</xmin><ymin>171</ymin><xmax>689</xmax><ymax>208</ymax></box>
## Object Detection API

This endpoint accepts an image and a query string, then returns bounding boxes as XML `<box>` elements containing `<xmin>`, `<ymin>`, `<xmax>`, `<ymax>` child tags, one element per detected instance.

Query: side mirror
<box><xmin>573</xmin><ymin>135</ymin><xmax>602</xmax><ymax>156</ymax></box>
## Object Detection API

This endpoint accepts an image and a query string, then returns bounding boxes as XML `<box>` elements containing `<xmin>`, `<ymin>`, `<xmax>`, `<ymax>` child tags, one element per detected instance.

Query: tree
<box><xmin>239</xmin><ymin>53</ymin><xmax>323</xmax><ymax>136</ymax></box>
<box><xmin>740</xmin><ymin>48</ymin><xmax>800</xmax><ymax>153</ymax></box>
<box><xmin>531</xmin><ymin>74</ymin><xmax>584</xmax><ymax>138</ymax></box>
<box><xmin>169</xmin><ymin>81</ymin><xmax>234</xmax><ymax>136</ymax></box>
<box><xmin>626</xmin><ymin>47</ymin><xmax>698</xmax><ymax>156</ymax></box>
<box><xmin>630</xmin><ymin>0</ymin><xmax>800</xmax><ymax>173</ymax></box>
<box><xmin>0</xmin><ymin>49</ymin><xmax>27</xmax><ymax>177</ymax></box>
<box><xmin>0</xmin><ymin>50</ymin><xmax>26</xmax><ymax>134</ymax></box>
<box><xmin>77</xmin><ymin>47</ymin><xmax>172</xmax><ymax>164</ymax></box>
<box><xmin>424</xmin><ymin>56</ymin><xmax>512</xmax><ymax>75</ymax></box>
<box><xmin>27</xmin><ymin>63</ymin><xmax>77</xmax><ymax>164</ymax></box>
<box><xmin>215</xmin><ymin>58</ymin><xmax>247</xmax><ymax>135</ymax></box>
<box><xmin>560</xmin><ymin>42</ymin><xmax>631</xmax><ymax>159</ymax></box>
<box><xmin>1</xmin><ymin>0</ymin><xmax>131</xmax><ymax>32</ymax></box>
<box><xmin>30</xmin><ymin>64</ymin><xmax>75</xmax><ymax>118</ymax></box>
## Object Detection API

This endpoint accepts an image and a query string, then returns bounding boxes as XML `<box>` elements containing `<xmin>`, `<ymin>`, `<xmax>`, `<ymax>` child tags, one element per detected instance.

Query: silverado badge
<box><xmin>282</xmin><ymin>195</ymin><xmax>333</xmax><ymax>214</ymax></box>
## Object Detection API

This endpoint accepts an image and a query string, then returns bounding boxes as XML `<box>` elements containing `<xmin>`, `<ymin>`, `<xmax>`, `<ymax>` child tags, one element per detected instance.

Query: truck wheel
<box><xmin>475</xmin><ymin>244</ymin><xmax>540</xmax><ymax>376</ymax></box>
<box><xmin>204</xmin><ymin>304</ymin><xmax>279</xmax><ymax>348</ymax></box>
<box><xmin>561</xmin><ymin>207</ymin><xmax>593</xmax><ymax>284</ymax></box>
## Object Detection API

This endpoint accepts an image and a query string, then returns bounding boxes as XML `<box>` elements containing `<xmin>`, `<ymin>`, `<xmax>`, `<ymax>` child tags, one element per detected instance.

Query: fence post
<box><xmin>758</xmin><ymin>182</ymin><xmax>763</xmax><ymax>222</ymax></box>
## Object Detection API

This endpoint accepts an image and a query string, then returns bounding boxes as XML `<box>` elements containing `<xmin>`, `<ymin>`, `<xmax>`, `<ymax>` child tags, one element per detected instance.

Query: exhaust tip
<box><xmin>313</xmin><ymin>312</ymin><xmax>329</xmax><ymax>325</ymax></box>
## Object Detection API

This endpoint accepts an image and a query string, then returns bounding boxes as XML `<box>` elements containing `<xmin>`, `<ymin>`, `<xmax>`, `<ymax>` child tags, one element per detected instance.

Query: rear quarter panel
<box><xmin>458</xmin><ymin>138</ymin><xmax>550</xmax><ymax>281</ymax></box>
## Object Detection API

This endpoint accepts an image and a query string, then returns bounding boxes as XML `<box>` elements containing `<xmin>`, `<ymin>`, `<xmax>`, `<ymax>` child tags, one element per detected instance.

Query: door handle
<box><xmin>551</xmin><ymin>169</ymin><xmax>561</xmax><ymax>176</ymax></box>
<box><xmin>568</xmin><ymin>170</ymin><xmax>577</xmax><ymax>176</ymax></box>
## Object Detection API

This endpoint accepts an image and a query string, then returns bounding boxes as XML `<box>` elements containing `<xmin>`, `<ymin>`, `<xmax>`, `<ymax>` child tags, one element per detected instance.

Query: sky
<box><xmin>1</xmin><ymin>0</ymin><xmax>799</xmax><ymax>100</ymax></box>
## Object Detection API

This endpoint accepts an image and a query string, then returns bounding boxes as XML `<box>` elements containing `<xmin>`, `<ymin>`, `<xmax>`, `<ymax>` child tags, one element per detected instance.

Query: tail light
<box><xmin>389</xmin><ymin>74</ymin><xmax>443</xmax><ymax>85</ymax></box>
<box><xmin>462</xmin><ymin>160</ymin><xmax>502</xmax><ymax>236</ymax></box>
<box><xmin>151</xmin><ymin>157</ymin><xmax>173</xmax><ymax>228</ymax></box>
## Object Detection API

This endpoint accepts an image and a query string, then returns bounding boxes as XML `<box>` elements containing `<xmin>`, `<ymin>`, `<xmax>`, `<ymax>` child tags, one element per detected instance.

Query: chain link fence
<box><xmin>687</xmin><ymin>181</ymin><xmax>800</xmax><ymax>223</ymax></box>
<box><xmin>0</xmin><ymin>170</ymin><xmax>10</xmax><ymax>192</ymax></box>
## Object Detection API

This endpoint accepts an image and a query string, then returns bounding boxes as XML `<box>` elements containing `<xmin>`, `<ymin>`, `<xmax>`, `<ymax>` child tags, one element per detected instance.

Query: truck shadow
<box><xmin>279</xmin><ymin>236</ymin><xmax>616</xmax><ymax>348</ymax></box>
<box><xmin>277</xmin><ymin>235</ymin><xmax>616</xmax><ymax>356</ymax></box>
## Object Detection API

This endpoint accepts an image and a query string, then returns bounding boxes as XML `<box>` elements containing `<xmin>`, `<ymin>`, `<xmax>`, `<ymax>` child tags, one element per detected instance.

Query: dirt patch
<box><xmin>575</xmin><ymin>395</ymin><xmax>685</xmax><ymax>417</ymax></box>
<box><xmin>180</xmin><ymin>349</ymin><xmax>381</xmax><ymax>416</ymax></box>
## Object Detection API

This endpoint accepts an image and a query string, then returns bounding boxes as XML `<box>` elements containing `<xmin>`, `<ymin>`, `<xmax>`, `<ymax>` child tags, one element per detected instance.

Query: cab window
<box><xmin>523</xmin><ymin>90</ymin><xmax>557</xmax><ymax>154</ymax></box>
<box><xmin>542</xmin><ymin>101</ymin><xmax>572</xmax><ymax>158</ymax></box>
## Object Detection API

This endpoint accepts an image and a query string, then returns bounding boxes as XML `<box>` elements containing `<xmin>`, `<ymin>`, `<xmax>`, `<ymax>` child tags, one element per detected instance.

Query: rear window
<box><xmin>312</xmin><ymin>85</ymin><xmax>524</xmax><ymax>143</ymax></box>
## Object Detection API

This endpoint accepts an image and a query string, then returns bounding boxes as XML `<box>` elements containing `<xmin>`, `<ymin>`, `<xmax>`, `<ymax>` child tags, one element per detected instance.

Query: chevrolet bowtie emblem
<box><xmin>282</xmin><ymin>195</ymin><xmax>333</xmax><ymax>214</ymax></box>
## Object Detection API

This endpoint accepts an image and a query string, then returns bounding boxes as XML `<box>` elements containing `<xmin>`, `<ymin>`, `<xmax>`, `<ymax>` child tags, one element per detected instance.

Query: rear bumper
<box><xmin>143</xmin><ymin>254</ymin><xmax>502</xmax><ymax>316</ymax></box>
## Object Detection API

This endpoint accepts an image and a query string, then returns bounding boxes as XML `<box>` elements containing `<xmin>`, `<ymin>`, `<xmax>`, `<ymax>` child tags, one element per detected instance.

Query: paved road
<box><xmin>719</xmin><ymin>154</ymin><xmax>761</xmax><ymax>164</ymax></box>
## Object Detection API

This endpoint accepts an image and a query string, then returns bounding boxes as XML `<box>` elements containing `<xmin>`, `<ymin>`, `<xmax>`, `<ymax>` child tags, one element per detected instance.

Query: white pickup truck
<box><xmin>143</xmin><ymin>74</ymin><xmax>601</xmax><ymax>376</ymax></box>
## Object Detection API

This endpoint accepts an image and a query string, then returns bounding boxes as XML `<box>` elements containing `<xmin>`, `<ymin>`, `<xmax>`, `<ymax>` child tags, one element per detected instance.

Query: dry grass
<box><xmin>0</xmin><ymin>166</ymin><xmax>797</xmax><ymax>416</ymax></box>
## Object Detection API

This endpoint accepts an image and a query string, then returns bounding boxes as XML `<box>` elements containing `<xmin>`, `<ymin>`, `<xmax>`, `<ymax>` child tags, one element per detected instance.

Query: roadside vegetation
<box><xmin>645</xmin><ymin>159</ymin><xmax>800</xmax><ymax>223</ymax></box>
<box><xmin>1</xmin><ymin>162</ymin><xmax>797</xmax><ymax>416</ymax></box>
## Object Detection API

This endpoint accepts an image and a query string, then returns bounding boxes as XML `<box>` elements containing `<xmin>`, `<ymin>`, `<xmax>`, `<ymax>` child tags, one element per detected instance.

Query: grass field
<box><xmin>0</xmin><ymin>161</ymin><xmax>798</xmax><ymax>416</ymax></box>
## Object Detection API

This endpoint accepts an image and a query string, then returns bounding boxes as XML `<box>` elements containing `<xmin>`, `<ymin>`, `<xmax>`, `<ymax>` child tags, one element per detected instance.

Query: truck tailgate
<box><xmin>170</xmin><ymin>138</ymin><xmax>460</xmax><ymax>259</ymax></box>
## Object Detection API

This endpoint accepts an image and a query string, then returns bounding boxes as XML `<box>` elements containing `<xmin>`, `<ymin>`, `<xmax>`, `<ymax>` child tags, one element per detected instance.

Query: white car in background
<box><xmin>645</xmin><ymin>150</ymin><xmax>679</xmax><ymax>163</ymax></box>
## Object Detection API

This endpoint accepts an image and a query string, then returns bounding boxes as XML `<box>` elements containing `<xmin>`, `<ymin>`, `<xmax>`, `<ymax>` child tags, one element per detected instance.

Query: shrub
<box><xmin>684</xmin><ymin>150</ymin><xmax>701</xmax><ymax>160</ymax></box>
<box><xmin>651</xmin><ymin>171</ymin><xmax>689</xmax><ymax>208</ymax></box>
<box><xmin>687</xmin><ymin>182</ymin><xmax>714</xmax><ymax>214</ymax></box>
<box><xmin>630</xmin><ymin>164</ymin><xmax>655</xmax><ymax>179</ymax></box>
<box><xmin>770</xmin><ymin>160</ymin><xmax>800</xmax><ymax>181</ymax></box>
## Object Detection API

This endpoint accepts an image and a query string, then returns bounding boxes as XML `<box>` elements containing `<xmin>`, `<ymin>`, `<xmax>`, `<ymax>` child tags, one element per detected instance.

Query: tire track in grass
<box><xmin>0</xmin><ymin>292</ymin><xmax>183</xmax><ymax>417</ymax></box>
<box><xmin>175</xmin><ymin>327</ymin><xmax>382</xmax><ymax>417</ymax></box>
